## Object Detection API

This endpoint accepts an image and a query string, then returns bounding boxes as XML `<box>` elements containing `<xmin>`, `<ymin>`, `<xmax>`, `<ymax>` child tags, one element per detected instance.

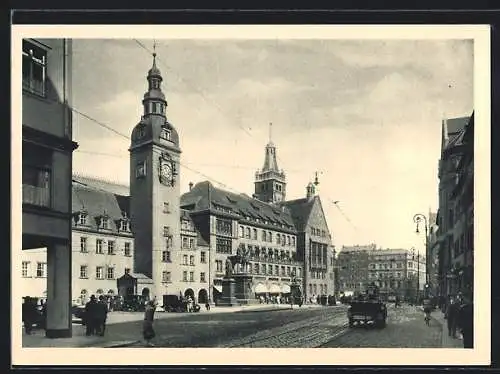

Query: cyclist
<box><xmin>423</xmin><ymin>298</ymin><xmax>432</xmax><ymax>326</ymax></box>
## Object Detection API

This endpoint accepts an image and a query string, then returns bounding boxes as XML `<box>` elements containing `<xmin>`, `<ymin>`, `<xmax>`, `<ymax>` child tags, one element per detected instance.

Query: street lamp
<box><xmin>413</xmin><ymin>213</ymin><xmax>429</xmax><ymax>297</ymax></box>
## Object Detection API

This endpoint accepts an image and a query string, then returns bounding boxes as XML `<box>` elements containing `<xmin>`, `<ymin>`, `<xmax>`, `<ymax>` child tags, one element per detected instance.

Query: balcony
<box><xmin>23</xmin><ymin>183</ymin><xmax>50</xmax><ymax>207</ymax></box>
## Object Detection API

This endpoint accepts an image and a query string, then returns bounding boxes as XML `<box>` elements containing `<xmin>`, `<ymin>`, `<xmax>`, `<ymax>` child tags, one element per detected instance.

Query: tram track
<box><xmin>222</xmin><ymin>309</ymin><xmax>349</xmax><ymax>348</ymax></box>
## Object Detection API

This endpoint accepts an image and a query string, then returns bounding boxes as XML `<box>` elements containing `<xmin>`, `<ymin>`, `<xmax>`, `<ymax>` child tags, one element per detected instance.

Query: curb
<box><xmin>102</xmin><ymin>340</ymin><xmax>141</xmax><ymax>348</ymax></box>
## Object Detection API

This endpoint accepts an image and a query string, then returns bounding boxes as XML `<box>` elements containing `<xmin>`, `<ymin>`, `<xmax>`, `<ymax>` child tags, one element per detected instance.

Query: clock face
<box><xmin>160</xmin><ymin>160</ymin><xmax>174</xmax><ymax>186</ymax></box>
<box><xmin>161</xmin><ymin>161</ymin><xmax>172</xmax><ymax>181</ymax></box>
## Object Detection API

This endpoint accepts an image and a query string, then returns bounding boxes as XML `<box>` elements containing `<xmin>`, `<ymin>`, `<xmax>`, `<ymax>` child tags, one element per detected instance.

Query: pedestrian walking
<box><xmin>458</xmin><ymin>293</ymin><xmax>473</xmax><ymax>348</ymax></box>
<box><xmin>205</xmin><ymin>302</ymin><xmax>211</xmax><ymax>311</ymax></box>
<box><xmin>40</xmin><ymin>299</ymin><xmax>47</xmax><ymax>331</ymax></box>
<box><xmin>143</xmin><ymin>300</ymin><xmax>157</xmax><ymax>347</ymax></box>
<box><xmin>97</xmin><ymin>295</ymin><xmax>109</xmax><ymax>336</ymax></box>
<box><xmin>446</xmin><ymin>295</ymin><xmax>459</xmax><ymax>338</ymax></box>
<box><xmin>22</xmin><ymin>296</ymin><xmax>37</xmax><ymax>335</ymax></box>
<box><xmin>84</xmin><ymin>295</ymin><xmax>99</xmax><ymax>336</ymax></box>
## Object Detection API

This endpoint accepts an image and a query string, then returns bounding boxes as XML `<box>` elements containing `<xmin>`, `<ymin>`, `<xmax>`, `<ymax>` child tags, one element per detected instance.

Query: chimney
<box><xmin>189</xmin><ymin>182</ymin><xmax>193</xmax><ymax>191</ymax></box>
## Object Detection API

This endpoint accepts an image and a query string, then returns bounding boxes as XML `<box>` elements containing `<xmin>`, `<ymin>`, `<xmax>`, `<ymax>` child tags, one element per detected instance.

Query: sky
<box><xmin>70</xmin><ymin>38</ymin><xmax>473</xmax><ymax>254</ymax></box>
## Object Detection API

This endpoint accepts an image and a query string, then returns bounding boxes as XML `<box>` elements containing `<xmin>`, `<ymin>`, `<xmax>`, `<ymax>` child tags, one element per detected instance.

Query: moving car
<box><xmin>347</xmin><ymin>283</ymin><xmax>387</xmax><ymax>328</ymax></box>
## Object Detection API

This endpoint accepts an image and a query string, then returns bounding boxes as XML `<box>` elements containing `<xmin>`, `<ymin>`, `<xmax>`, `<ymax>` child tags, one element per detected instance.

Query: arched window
<box><xmin>96</xmin><ymin>288</ymin><xmax>103</xmax><ymax>295</ymax></box>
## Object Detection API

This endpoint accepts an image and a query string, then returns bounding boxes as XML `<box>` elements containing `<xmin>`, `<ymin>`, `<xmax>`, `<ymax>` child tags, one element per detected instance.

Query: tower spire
<box><xmin>269</xmin><ymin>122</ymin><xmax>273</xmax><ymax>144</ymax></box>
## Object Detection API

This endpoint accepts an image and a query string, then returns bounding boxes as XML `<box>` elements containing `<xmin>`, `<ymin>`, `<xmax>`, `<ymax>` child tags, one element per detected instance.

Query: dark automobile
<box><xmin>72</xmin><ymin>305</ymin><xmax>86</xmax><ymax>323</ymax></box>
<box><xmin>123</xmin><ymin>295</ymin><xmax>148</xmax><ymax>312</ymax></box>
<box><xmin>347</xmin><ymin>283</ymin><xmax>387</xmax><ymax>328</ymax></box>
<box><xmin>163</xmin><ymin>295</ymin><xmax>200</xmax><ymax>312</ymax></box>
<box><xmin>22</xmin><ymin>297</ymin><xmax>46</xmax><ymax>329</ymax></box>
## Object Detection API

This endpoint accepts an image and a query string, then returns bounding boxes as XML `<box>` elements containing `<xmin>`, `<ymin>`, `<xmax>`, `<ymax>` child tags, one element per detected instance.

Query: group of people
<box><xmin>84</xmin><ymin>295</ymin><xmax>109</xmax><ymax>336</ymax></box>
<box><xmin>442</xmin><ymin>292</ymin><xmax>474</xmax><ymax>349</ymax></box>
<box><xmin>22</xmin><ymin>296</ymin><xmax>46</xmax><ymax>335</ymax></box>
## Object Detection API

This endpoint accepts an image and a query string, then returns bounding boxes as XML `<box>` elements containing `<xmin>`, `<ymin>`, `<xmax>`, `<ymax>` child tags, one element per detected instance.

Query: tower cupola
<box><xmin>254</xmin><ymin>122</ymin><xmax>286</xmax><ymax>204</ymax></box>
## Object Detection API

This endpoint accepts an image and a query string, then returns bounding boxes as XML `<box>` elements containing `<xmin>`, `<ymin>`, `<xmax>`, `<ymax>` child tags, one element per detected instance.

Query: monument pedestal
<box><xmin>217</xmin><ymin>277</ymin><xmax>239</xmax><ymax>307</ymax></box>
<box><xmin>234</xmin><ymin>273</ymin><xmax>259</xmax><ymax>305</ymax></box>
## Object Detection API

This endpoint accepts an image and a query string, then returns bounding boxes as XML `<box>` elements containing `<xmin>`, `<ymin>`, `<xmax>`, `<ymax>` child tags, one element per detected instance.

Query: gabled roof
<box><xmin>442</xmin><ymin>115</ymin><xmax>471</xmax><ymax>152</ymax></box>
<box><xmin>279</xmin><ymin>197</ymin><xmax>315</xmax><ymax>232</ymax></box>
<box><xmin>72</xmin><ymin>182</ymin><xmax>130</xmax><ymax>232</ymax></box>
<box><xmin>180</xmin><ymin>181</ymin><xmax>296</xmax><ymax>229</ymax></box>
<box><xmin>72</xmin><ymin>174</ymin><xmax>130</xmax><ymax>196</ymax></box>
<box><xmin>446</xmin><ymin>117</ymin><xmax>469</xmax><ymax>137</ymax></box>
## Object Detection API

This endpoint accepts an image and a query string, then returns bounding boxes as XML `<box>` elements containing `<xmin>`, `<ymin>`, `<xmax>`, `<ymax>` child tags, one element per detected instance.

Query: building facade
<box><xmin>337</xmin><ymin>245</ymin><xmax>426</xmax><ymax>300</ymax></box>
<box><xmin>337</xmin><ymin>244</ymin><xmax>375</xmax><ymax>295</ymax></box>
<box><xmin>436</xmin><ymin>114</ymin><xmax>472</xmax><ymax>297</ymax></box>
<box><xmin>21</xmin><ymin>38</ymin><xmax>78</xmax><ymax>338</ymax></box>
<box><xmin>20</xmin><ymin>51</ymin><xmax>336</xmax><ymax>307</ymax></box>
<box><xmin>447</xmin><ymin>113</ymin><xmax>474</xmax><ymax>297</ymax></box>
<box><xmin>181</xmin><ymin>180</ymin><xmax>304</xmax><ymax>303</ymax></box>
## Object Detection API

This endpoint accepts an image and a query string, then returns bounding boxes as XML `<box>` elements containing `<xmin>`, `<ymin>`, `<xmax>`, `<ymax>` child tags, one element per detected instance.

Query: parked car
<box><xmin>72</xmin><ymin>305</ymin><xmax>86</xmax><ymax>323</ymax></box>
<box><xmin>162</xmin><ymin>295</ymin><xmax>201</xmax><ymax>313</ymax></box>
<box><xmin>122</xmin><ymin>295</ymin><xmax>148</xmax><ymax>312</ymax></box>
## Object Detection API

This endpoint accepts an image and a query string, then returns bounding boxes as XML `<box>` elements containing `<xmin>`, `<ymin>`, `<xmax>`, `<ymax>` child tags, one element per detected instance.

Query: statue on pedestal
<box><xmin>225</xmin><ymin>257</ymin><xmax>233</xmax><ymax>278</ymax></box>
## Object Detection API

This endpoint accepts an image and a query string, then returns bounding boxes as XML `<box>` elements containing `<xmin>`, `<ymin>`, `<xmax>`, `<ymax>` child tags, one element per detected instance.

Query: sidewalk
<box><xmin>418</xmin><ymin>306</ymin><xmax>463</xmax><ymax>348</ymax></box>
<box><xmin>21</xmin><ymin>324</ymin><xmax>140</xmax><ymax>348</ymax></box>
<box><xmin>22</xmin><ymin>303</ymin><xmax>329</xmax><ymax>348</ymax></box>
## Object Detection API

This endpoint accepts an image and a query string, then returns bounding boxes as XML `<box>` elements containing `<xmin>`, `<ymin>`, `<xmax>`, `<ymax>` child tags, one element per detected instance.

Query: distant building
<box><xmin>337</xmin><ymin>245</ymin><xmax>426</xmax><ymax>300</ymax></box>
<box><xmin>21</xmin><ymin>38</ymin><xmax>78</xmax><ymax>338</ymax></box>
<box><xmin>436</xmin><ymin>113</ymin><xmax>473</xmax><ymax>297</ymax></box>
<box><xmin>337</xmin><ymin>244</ymin><xmax>376</xmax><ymax>294</ymax></box>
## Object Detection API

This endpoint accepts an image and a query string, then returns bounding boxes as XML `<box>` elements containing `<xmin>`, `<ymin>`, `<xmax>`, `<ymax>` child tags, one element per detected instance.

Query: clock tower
<box><xmin>254</xmin><ymin>123</ymin><xmax>286</xmax><ymax>204</ymax></box>
<box><xmin>129</xmin><ymin>51</ymin><xmax>182</xmax><ymax>300</ymax></box>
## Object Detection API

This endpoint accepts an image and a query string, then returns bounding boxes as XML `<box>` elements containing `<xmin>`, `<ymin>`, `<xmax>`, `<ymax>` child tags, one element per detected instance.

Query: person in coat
<box><xmin>40</xmin><ymin>299</ymin><xmax>47</xmax><ymax>331</ymax></box>
<box><xmin>84</xmin><ymin>295</ymin><xmax>98</xmax><ymax>336</ymax></box>
<box><xmin>22</xmin><ymin>297</ymin><xmax>37</xmax><ymax>335</ymax></box>
<box><xmin>446</xmin><ymin>295</ymin><xmax>459</xmax><ymax>338</ymax></box>
<box><xmin>458</xmin><ymin>293</ymin><xmax>473</xmax><ymax>348</ymax></box>
<box><xmin>97</xmin><ymin>295</ymin><xmax>109</xmax><ymax>336</ymax></box>
<box><xmin>143</xmin><ymin>299</ymin><xmax>157</xmax><ymax>346</ymax></box>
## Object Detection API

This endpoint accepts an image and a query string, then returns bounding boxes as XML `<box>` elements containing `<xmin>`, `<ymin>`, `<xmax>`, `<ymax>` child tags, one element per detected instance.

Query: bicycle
<box><xmin>424</xmin><ymin>308</ymin><xmax>431</xmax><ymax>326</ymax></box>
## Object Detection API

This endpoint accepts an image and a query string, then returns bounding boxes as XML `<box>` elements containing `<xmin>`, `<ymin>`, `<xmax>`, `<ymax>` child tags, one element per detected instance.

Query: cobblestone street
<box><xmin>321</xmin><ymin>304</ymin><xmax>442</xmax><ymax>348</ymax></box>
<box><xmin>22</xmin><ymin>303</ymin><xmax>455</xmax><ymax>349</ymax></box>
<box><xmin>117</xmin><ymin>303</ymin><xmax>447</xmax><ymax>348</ymax></box>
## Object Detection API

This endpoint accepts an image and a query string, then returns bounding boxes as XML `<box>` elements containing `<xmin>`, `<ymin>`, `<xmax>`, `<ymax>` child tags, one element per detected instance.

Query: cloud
<box><xmin>70</xmin><ymin>38</ymin><xmax>473</xmax><ymax>250</ymax></box>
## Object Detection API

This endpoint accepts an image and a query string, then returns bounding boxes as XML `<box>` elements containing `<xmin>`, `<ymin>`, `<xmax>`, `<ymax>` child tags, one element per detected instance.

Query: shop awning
<box><xmin>254</xmin><ymin>283</ymin><xmax>267</xmax><ymax>293</ymax></box>
<box><xmin>269</xmin><ymin>284</ymin><xmax>281</xmax><ymax>294</ymax></box>
<box><xmin>213</xmin><ymin>285</ymin><xmax>222</xmax><ymax>293</ymax></box>
<box><xmin>281</xmin><ymin>284</ymin><xmax>291</xmax><ymax>294</ymax></box>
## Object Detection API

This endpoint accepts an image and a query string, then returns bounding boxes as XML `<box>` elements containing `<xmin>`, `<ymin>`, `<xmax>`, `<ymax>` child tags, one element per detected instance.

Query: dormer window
<box><xmin>99</xmin><ymin>216</ymin><xmax>109</xmax><ymax>230</ymax></box>
<box><xmin>160</xmin><ymin>125</ymin><xmax>171</xmax><ymax>141</ymax></box>
<box><xmin>78</xmin><ymin>212</ymin><xmax>88</xmax><ymax>225</ymax></box>
<box><xmin>119</xmin><ymin>219</ymin><xmax>130</xmax><ymax>232</ymax></box>
<box><xmin>137</xmin><ymin>126</ymin><xmax>146</xmax><ymax>139</ymax></box>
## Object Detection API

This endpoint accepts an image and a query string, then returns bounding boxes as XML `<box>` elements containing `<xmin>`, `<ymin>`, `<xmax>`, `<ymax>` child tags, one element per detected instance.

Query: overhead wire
<box><xmin>132</xmin><ymin>38</ymin><xmax>291</xmax><ymax>172</ymax></box>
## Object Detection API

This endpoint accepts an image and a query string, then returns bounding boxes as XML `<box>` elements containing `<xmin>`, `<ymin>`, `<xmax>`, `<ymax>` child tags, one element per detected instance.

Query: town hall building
<box><xmin>20</xmin><ymin>52</ymin><xmax>336</xmax><ymax>306</ymax></box>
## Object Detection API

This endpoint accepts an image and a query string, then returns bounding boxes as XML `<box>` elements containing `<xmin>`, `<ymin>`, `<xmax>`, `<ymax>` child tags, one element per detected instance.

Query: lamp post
<box><xmin>413</xmin><ymin>213</ymin><xmax>429</xmax><ymax>298</ymax></box>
